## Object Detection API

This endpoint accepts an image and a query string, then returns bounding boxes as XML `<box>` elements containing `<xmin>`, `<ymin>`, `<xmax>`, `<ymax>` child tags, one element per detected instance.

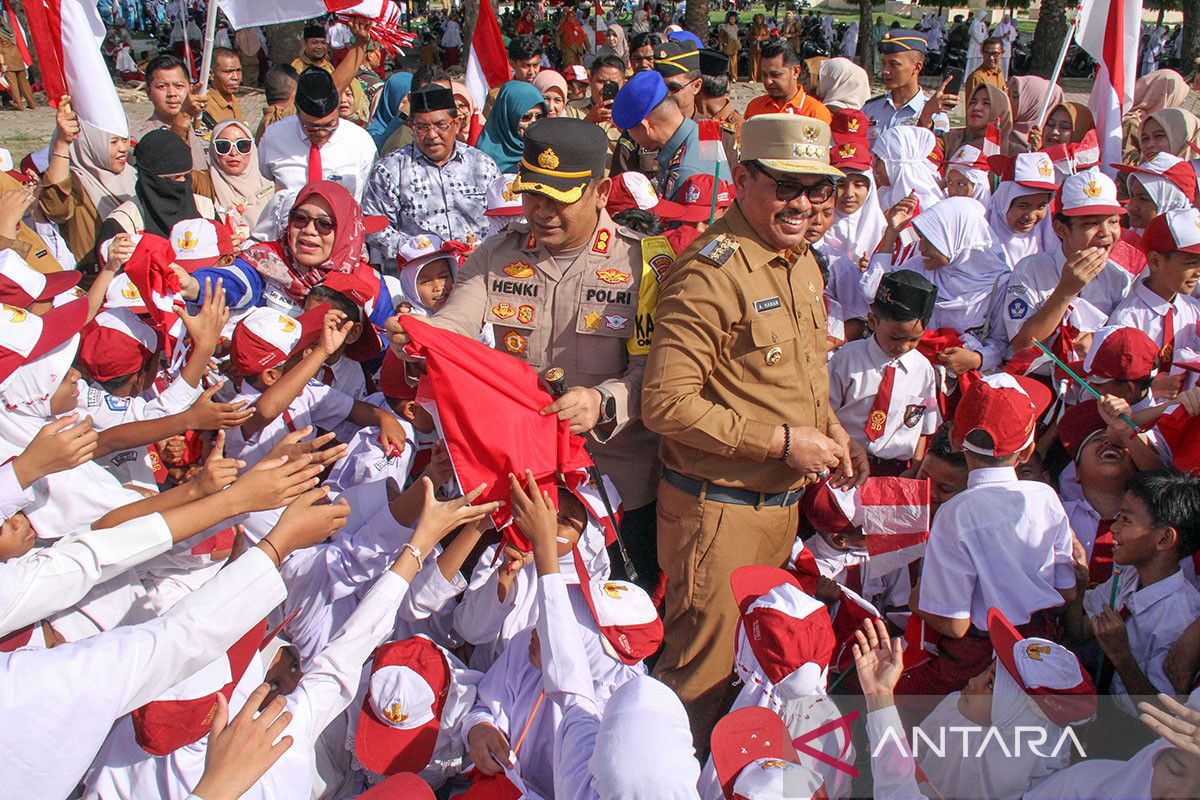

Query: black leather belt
<box><xmin>663</xmin><ymin>468</ymin><xmax>805</xmax><ymax>508</ymax></box>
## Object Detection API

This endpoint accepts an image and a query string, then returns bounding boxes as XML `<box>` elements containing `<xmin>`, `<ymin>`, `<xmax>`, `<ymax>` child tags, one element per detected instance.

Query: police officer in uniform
<box><xmin>387</xmin><ymin>117</ymin><xmax>661</xmax><ymax>573</ymax></box>
<box><xmin>861</xmin><ymin>29</ymin><xmax>930</xmax><ymax>140</ymax></box>
<box><xmin>643</xmin><ymin>114</ymin><xmax>869</xmax><ymax>744</ymax></box>
<box><xmin>611</xmin><ymin>70</ymin><xmax>703</xmax><ymax>202</ymax></box>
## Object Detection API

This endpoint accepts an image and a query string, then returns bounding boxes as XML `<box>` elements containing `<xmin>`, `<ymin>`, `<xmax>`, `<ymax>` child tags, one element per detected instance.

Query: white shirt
<box><xmin>225</xmin><ymin>380</ymin><xmax>357</xmax><ymax>466</ymax></box>
<box><xmin>0</xmin><ymin>462</ymin><xmax>34</xmax><ymax>524</ymax></box>
<box><xmin>0</xmin><ymin>548</ymin><xmax>285</xmax><ymax>799</ymax></box>
<box><xmin>258</xmin><ymin>115</ymin><xmax>378</xmax><ymax>202</ymax></box>
<box><xmin>1107</xmin><ymin>279</ymin><xmax>1200</xmax><ymax>375</ymax></box>
<box><xmin>1002</xmin><ymin>249</ymin><xmax>1133</xmax><ymax>342</ymax></box>
<box><xmin>919</xmin><ymin>467</ymin><xmax>1076</xmax><ymax>629</ymax></box>
<box><xmin>327</xmin><ymin>20</ymin><xmax>352</xmax><ymax>48</ymax></box>
<box><xmin>1084</xmin><ymin>568</ymin><xmax>1200</xmax><ymax>714</ymax></box>
<box><xmin>828</xmin><ymin>336</ymin><xmax>939</xmax><ymax>460</ymax></box>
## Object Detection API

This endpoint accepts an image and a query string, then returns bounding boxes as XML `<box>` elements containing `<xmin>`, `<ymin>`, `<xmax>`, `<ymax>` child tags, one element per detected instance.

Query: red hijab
<box><xmin>241</xmin><ymin>180</ymin><xmax>370</xmax><ymax>302</ymax></box>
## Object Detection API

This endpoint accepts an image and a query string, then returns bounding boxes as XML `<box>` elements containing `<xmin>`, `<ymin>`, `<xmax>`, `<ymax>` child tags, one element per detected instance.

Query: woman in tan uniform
<box><xmin>0</xmin><ymin>20</ymin><xmax>35</xmax><ymax>110</ymax></box>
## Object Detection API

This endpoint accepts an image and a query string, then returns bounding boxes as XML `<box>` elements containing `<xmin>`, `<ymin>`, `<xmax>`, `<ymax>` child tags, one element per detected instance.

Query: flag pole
<box><xmin>197</xmin><ymin>0</ymin><xmax>221</xmax><ymax>91</ymax></box>
<box><xmin>1035</xmin><ymin>19</ymin><xmax>1077</xmax><ymax>128</ymax></box>
<box><xmin>1031</xmin><ymin>339</ymin><xmax>1140</xmax><ymax>432</ymax></box>
<box><xmin>179</xmin><ymin>0</ymin><xmax>196</xmax><ymax>81</ymax></box>
<box><xmin>708</xmin><ymin>161</ymin><xmax>720</xmax><ymax>225</ymax></box>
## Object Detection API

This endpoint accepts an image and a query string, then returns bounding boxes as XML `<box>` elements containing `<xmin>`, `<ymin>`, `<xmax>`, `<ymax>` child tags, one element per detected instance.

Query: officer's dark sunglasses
<box><xmin>748</xmin><ymin>161</ymin><xmax>836</xmax><ymax>204</ymax></box>
<box><xmin>213</xmin><ymin>138</ymin><xmax>253</xmax><ymax>156</ymax></box>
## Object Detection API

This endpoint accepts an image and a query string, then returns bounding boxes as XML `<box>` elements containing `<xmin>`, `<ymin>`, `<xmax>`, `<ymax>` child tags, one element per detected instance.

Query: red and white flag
<box><xmin>1075</xmin><ymin>0</ymin><xmax>1142</xmax><ymax>178</ymax></box>
<box><xmin>2</xmin><ymin>0</ymin><xmax>31</xmax><ymax>69</ymax></box>
<box><xmin>465</xmin><ymin>0</ymin><xmax>512</xmax><ymax>110</ymax></box>
<box><xmin>218</xmin><ymin>0</ymin><xmax>376</xmax><ymax>31</ymax></box>
<box><xmin>860</xmin><ymin>477</ymin><xmax>930</xmax><ymax>577</ymax></box>
<box><xmin>23</xmin><ymin>0</ymin><xmax>127</xmax><ymax>135</ymax></box>
<box><xmin>124</xmin><ymin>235</ymin><xmax>183</xmax><ymax>359</ymax></box>
<box><xmin>982</xmin><ymin>122</ymin><xmax>1002</xmax><ymax>158</ymax></box>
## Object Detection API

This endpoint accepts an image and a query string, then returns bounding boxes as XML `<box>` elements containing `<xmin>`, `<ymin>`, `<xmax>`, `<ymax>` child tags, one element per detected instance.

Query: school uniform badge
<box><xmin>904</xmin><ymin>404</ymin><xmax>924</xmax><ymax>428</ymax></box>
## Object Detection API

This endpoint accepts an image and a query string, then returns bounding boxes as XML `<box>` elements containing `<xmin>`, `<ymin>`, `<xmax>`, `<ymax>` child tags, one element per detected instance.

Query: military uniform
<box><xmin>642</xmin><ymin>114</ymin><xmax>844</xmax><ymax>744</ymax></box>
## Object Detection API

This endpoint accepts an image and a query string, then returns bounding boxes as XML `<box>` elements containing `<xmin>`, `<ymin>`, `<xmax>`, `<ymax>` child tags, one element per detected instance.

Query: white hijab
<box><xmin>590</xmin><ymin>676</ymin><xmax>702</xmax><ymax>800</ymax></box>
<box><xmin>872</xmin><ymin>126</ymin><xmax>946</xmax><ymax>211</ymax></box>
<box><xmin>918</xmin><ymin>663</ymin><xmax>1073</xmax><ymax>800</ymax></box>
<box><xmin>825</xmin><ymin>168</ymin><xmax>887</xmax><ymax>261</ymax></box>
<box><xmin>1130</xmin><ymin>172</ymin><xmax>1192</xmax><ymax>220</ymax></box>
<box><xmin>986</xmin><ymin>181</ymin><xmax>1060</xmax><ymax>269</ymax></box>
<box><xmin>946</xmin><ymin>162</ymin><xmax>993</xmax><ymax>205</ymax></box>
<box><xmin>909</xmin><ymin>196</ymin><xmax>1012</xmax><ymax>324</ymax></box>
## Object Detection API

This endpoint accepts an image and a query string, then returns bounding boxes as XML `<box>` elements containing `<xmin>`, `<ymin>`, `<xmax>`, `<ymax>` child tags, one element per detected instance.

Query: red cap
<box><xmin>0</xmin><ymin>298</ymin><xmax>88</xmax><ymax>385</ymax></box>
<box><xmin>358</xmin><ymin>773</ymin><xmax>436</xmax><ymax>799</ymax></box>
<box><xmin>986</xmin><ymin>152</ymin><xmax>1059</xmax><ymax>191</ymax></box>
<box><xmin>169</xmin><ymin>218</ymin><xmax>235</xmax><ymax>271</ymax></box>
<box><xmin>379</xmin><ymin>350</ymin><xmax>417</xmax><ymax>401</ymax></box>
<box><xmin>229</xmin><ymin>303</ymin><xmax>330</xmax><ymax>377</ymax></box>
<box><xmin>321</xmin><ymin>265</ymin><xmax>379</xmax><ymax>309</ymax></box>
<box><xmin>800</xmin><ymin>481</ymin><xmax>859</xmax><ymax>535</ymax></box>
<box><xmin>78</xmin><ymin>308</ymin><xmax>158</xmax><ymax>382</ymax></box>
<box><xmin>1056</xmin><ymin>400</ymin><xmax>1105</xmax><ymax>461</ymax></box>
<box><xmin>0</xmin><ymin>251</ymin><xmax>80</xmax><ymax>307</ymax></box>
<box><xmin>1112</xmin><ymin>152</ymin><xmax>1198</xmax><ymax>204</ymax></box>
<box><xmin>606</xmin><ymin>170</ymin><xmax>687</xmax><ymax>218</ymax></box>
<box><xmin>356</xmin><ymin>637</ymin><xmax>452</xmax><ymax>776</ymax></box>
<box><xmin>730</xmin><ymin>566</ymin><xmax>835</xmax><ymax>687</ymax></box>
<box><xmin>830</xmin><ymin>108</ymin><xmax>869</xmax><ymax>138</ymax></box>
<box><xmin>952</xmin><ymin>374</ymin><xmax>1053</xmax><ymax>457</ymax></box>
<box><xmin>1140</xmin><ymin>207</ymin><xmax>1200</xmax><ymax>255</ymax></box>
<box><xmin>830</xmin><ymin>136</ymin><xmax>872</xmax><ymax>171</ymax></box>
<box><xmin>1082</xmin><ymin>326</ymin><xmax>1159</xmax><ymax>382</ymax></box>
<box><xmin>657</xmin><ymin>174</ymin><xmax>736</xmax><ymax>223</ymax></box>
<box><xmin>711</xmin><ymin>707</ymin><xmax>800</xmax><ymax>800</ymax></box>
<box><xmin>988</xmin><ymin>608</ymin><xmax>1097</xmax><ymax>727</ymax></box>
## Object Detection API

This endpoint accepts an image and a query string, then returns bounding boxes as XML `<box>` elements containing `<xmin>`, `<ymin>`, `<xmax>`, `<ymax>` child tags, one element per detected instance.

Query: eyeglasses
<box><xmin>749</xmin><ymin>162</ymin><xmax>836</xmax><ymax>203</ymax></box>
<box><xmin>665</xmin><ymin>79</ymin><xmax>691</xmax><ymax>94</ymax></box>
<box><xmin>301</xmin><ymin>120</ymin><xmax>339</xmax><ymax>135</ymax></box>
<box><xmin>288</xmin><ymin>210</ymin><xmax>336</xmax><ymax>235</ymax></box>
<box><xmin>411</xmin><ymin>120</ymin><xmax>457</xmax><ymax>135</ymax></box>
<box><xmin>213</xmin><ymin>138</ymin><xmax>253</xmax><ymax>156</ymax></box>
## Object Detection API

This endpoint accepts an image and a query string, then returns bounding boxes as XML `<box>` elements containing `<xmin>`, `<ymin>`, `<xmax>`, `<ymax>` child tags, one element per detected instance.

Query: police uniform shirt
<box><xmin>1002</xmin><ymin>249</ymin><xmax>1133</xmax><ymax>342</ymax></box>
<box><xmin>918</xmin><ymin>467</ymin><xmax>1077</xmax><ymax>630</ymax></box>
<box><xmin>224</xmin><ymin>380</ymin><xmax>356</xmax><ymax>467</ymax></box>
<box><xmin>655</xmin><ymin>115</ymin><xmax>703</xmax><ymax>201</ymax></box>
<box><xmin>1083</xmin><ymin>567</ymin><xmax>1200</xmax><ymax>714</ymax></box>
<box><xmin>1106</xmin><ymin>279</ymin><xmax>1200</xmax><ymax>374</ymax></box>
<box><xmin>258</xmin><ymin>115</ymin><xmax>378</xmax><ymax>202</ymax></box>
<box><xmin>862</xmin><ymin>91</ymin><xmax>928</xmax><ymax>140</ymax></box>
<box><xmin>827</xmin><ymin>335</ymin><xmax>939</xmax><ymax>461</ymax></box>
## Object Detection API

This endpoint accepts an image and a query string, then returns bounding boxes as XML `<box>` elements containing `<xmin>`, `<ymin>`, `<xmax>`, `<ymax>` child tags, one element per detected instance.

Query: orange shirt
<box><xmin>743</xmin><ymin>88</ymin><xmax>833</xmax><ymax>124</ymax></box>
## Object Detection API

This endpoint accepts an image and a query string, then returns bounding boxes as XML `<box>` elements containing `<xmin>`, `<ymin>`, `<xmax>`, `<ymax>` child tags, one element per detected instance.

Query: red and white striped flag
<box><xmin>860</xmin><ymin>477</ymin><xmax>930</xmax><ymax>577</ymax></box>
<box><xmin>218</xmin><ymin>0</ymin><xmax>375</xmax><ymax>31</ymax></box>
<box><xmin>23</xmin><ymin>0</ymin><xmax>127</xmax><ymax>135</ymax></box>
<box><xmin>830</xmin><ymin>585</ymin><xmax>881</xmax><ymax>671</ymax></box>
<box><xmin>465</xmin><ymin>0</ymin><xmax>512</xmax><ymax>110</ymax></box>
<box><xmin>1075</xmin><ymin>0</ymin><xmax>1142</xmax><ymax>178</ymax></box>
<box><xmin>982</xmin><ymin>121</ymin><xmax>1002</xmax><ymax>158</ymax></box>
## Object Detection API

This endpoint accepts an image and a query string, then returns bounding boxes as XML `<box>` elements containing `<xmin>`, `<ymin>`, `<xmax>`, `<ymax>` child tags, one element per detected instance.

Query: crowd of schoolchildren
<box><xmin>5</xmin><ymin>5</ymin><xmax>1200</xmax><ymax>797</ymax></box>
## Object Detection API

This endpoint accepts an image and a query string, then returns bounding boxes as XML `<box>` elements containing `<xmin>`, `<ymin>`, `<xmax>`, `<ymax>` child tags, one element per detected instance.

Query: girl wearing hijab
<box><xmin>1008</xmin><ymin>75</ymin><xmax>1064</xmax><ymax>152</ymax></box>
<box><xmin>181</xmin><ymin>180</ymin><xmax>372</xmax><ymax>313</ymax></box>
<box><xmin>631</xmin><ymin>7</ymin><xmax>650</xmax><ymax>34</ymax></box>
<box><xmin>719</xmin><ymin>12</ymin><xmax>741</xmax><ymax>82</ymax></box>
<box><xmin>943</xmin><ymin>83</ymin><xmax>1012</xmax><ymax>157</ymax></box>
<box><xmin>1123</xmin><ymin>69</ymin><xmax>1191</xmax><ymax>161</ymax></box>
<box><xmin>97</xmin><ymin>129</ymin><xmax>215</xmax><ymax>246</ymax></box>
<box><xmin>202</xmin><ymin>119</ymin><xmax>276</xmax><ymax>240</ymax></box>
<box><xmin>366</xmin><ymin>71</ymin><xmax>413</xmax><ymax>149</ymax></box>
<box><xmin>986</xmin><ymin>174</ymin><xmax>1057</xmax><ymax>269</ymax></box>
<box><xmin>801</xmin><ymin>55</ymin><xmax>829</xmax><ymax>95</ymax></box>
<box><xmin>816</xmin><ymin>58</ymin><xmax>870</xmax><ymax>111</ymax></box>
<box><xmin>476</xmin><ymin>81</ymin><xmax>547</xmax><ymax>173</ymax></box>
<box><xmin>871</xmin><ymin>126</ymin><xmax>946</xmax><ymax>211</ymax></box>
<box><xmin>39</xmin><ymin>108</ymin><xmax>135</xmax><ymax>271</ymax></box>
<box><xmin>1117</xmin><ymin>154</ymin><xmax>1198</xmax><ymax>233</ymax></box>
<box><xmin>1140</xmin><ymin>107</ymin><xmax>1200</xmax><ymax>160</ymax></box>
<box><xmin>605</xmin><ymin>22</ymin><xmax>629</xmax><ymax>69</ymax></box>
<box><xmin>944</xmin><ymin>144</ymin><xmax>993</xmax><ymax>205</ymax></box>
<box><xmin>451</xmin><ymin>81</ymin><xmax>480</xmax><ymax>142</ymax></box>
<box><xmin>1030</xmin><ymin>101</ymin><xmax>1095</xmax><ymax>150</ymax></box>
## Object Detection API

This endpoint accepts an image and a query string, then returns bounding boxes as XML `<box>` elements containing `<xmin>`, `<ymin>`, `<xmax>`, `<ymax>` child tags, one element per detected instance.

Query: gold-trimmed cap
<box><xmin>740</xmin><ymin>114</ymin><xmax>843</xmax><ymax>178</ymax></box>
<box><xmin>511</xmin><ymin>118</ymin><xmax>608</xmax><ymax>203</ymax></box>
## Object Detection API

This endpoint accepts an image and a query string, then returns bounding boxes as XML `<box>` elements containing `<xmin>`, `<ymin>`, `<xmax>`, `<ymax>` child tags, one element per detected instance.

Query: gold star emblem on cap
<box><xmin>538</xmin><ymin>148</ymin><xmax>560</xmax><ymax>170</ymax></box>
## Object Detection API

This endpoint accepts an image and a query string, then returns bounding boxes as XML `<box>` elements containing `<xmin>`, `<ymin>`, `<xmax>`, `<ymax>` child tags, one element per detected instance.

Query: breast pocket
<box><xmin>575</xmin><ymin>269</ymin><xmax>638</xmax><ymax>376</ymax></box>
<box><xmin>734</xmin><ymin>312</ymin><xmax>799</xmax><ymax>385</ymax></box>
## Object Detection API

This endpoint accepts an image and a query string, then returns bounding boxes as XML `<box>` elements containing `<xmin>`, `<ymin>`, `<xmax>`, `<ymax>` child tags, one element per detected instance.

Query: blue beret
<box><xmin>667</xmin><ymin>30</ymin><xmax>704</xmax><ymax>49</ymax></box>
<box><xmin>878</xmin><ymin>29</ymin><xmax>928</xmax><ymax>54</ymax></box>
<box><xmin>612</xmin><ymin>70</ymin><xmax>668</xmax><ymax>130</ymax></box>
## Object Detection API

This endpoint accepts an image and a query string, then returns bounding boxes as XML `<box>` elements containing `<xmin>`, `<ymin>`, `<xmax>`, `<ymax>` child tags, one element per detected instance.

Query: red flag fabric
<box><xmin>1076</xmin><ymin>0</ymin><xmax>1141</xmax><ymax>177</ymax></box>
<box><xmin>399</xmin><ymin>316</ymin><xmax>592</xmax><ymax>548</ymax></box>
<box><xmin>124</xmin><ymin>234</ymin><xmax>183</xmax><ymax>359</ymax></box>
<box><xmin>1156</xmin><ymin>405</ymin><xmax>1200</xmax><ymax>475</ymax></box>
<box><xmin>860</xmin><ymin>477</ymin><xmax>930</xmax><ymax>576</ymax></box>
<box><xmin>901</xmin><ymin>613</ymin><xmax>940</xmax><ymax>671</ymax></box>
<box><xmin>2</xmin><ymin>0</ymin><xmax>32</xmax><ymax>67</ymax></box>
<box><xmin>464</xmin><ymin>0</ymin><xmax>512</xmax><ymax>109</ymax></box>
<box><xmin>830</xmin><ymin>585</ymin><xmax>881</xmax><ymax>671</ymax></box>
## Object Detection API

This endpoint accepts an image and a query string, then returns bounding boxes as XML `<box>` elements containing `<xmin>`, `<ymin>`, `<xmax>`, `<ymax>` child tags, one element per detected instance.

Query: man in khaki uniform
<box><xmin>643</xmin><ymin>114</ymin><xmax>869</xmax><ymax>744</ymax></box>
<box><xmin>388</xmin><ymin>117</ymin><xmax>660</xmax><ymax>561</ymax></box>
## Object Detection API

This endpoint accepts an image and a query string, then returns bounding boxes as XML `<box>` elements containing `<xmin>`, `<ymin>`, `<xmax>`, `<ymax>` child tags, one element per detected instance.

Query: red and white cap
<box><xmin>1058</xmin><ymin>167</ymin><xmax>1125</xmax><ymax>217</ymax></box>
<box><xmin>987</xmin><ymin>152</ymin><xmax>1059</xmax><ymax>191</ymax></box>
<box><xmin>484</xmin><ymin>173</ymin><xmax>526</xmax><ymax>217</ymax></box>
<box><xmin>1140</xmin><ymin>206</ymin><xmax>1200</xmax><ymax>255</ymax></box>
<box><xmin>130</xmin><ymin>620</ymin><xmax>267</xmax><ymax>755</ymax></box>
<box><xmin>229</xmin><ymin>303</ymin><xmax>329</xmax><ymax>376</ymax></box>
<box><xmin>711</xmin><ymin>707</ymin><xmax>825</xmax><ymax>800</ymax></box>
<box><xmin>78</xmin><ymin>308</ymin><xmax>159</xmax><ymax>382</ymax></box>
<box><xmin>0</xmin><ymin>251</ymin><xmax>80</xmax><ymax>308</ymax></box>
<box><xmin>583</xmin><ymin>577</ymin><xmax>664</xmax><ymax>664</ymax></box>
<box><xmin>379</xmin><ymin>349</ymin><xmax>418</xmax><ymax>401</ymax></box>
<box><xmin>1055</xmin><ymin>400</ymin><xmax>1106</xmax><ymax>461</ymax></box>
<box><xmin>800</xmin><ymin>481</ymin><xmax>860</xmax><ymax>535</ymax></box>
<box><xmin>946</xmin><ymin>143</ymin><xmax>989</xmax><ymax>171</ymax></box>
<box><xmin>952</xmin><ymin>373</ymin><xmax>1053</xmax><ymax>458</ymax></box>
<box><xmin>169</xmin><ymin>218</ymin><xmax>235</xmax><ymax>271</ymax></box>
<box><xmin>661</xmin><ymin>174</ymin><xmax>737</xmax><ymax>224</ymax></box>
<box><xmin>1082</xmin><ymin>325</ymin><xmax>1159</xmax><ymax>382</ymax></box>
<box><xmin>606</xmin><ymin>170</ymin><xmax>686</xmax><ymax>217</ymax></box>
<box><xmin>357</xmin><ymin>773</ymin><xmax>437</xmax><ymax>799</ymax></box>
<box><xmin>0</xmin><ymin>298</ymin><xmax>87</xmax><ymax>385</ymax></box>
<box><xmin>1113</xmin><ymin>152</ymin><xmax>1199</xmax><ymax>204</ymax></box>
<box><xmin>730</xmin><ymin>566</ymin><xmax>835</xmax><ymax>697</ymax></box>
<box><xmin>356</xmin><ymin>636</ymin><xmax>452</xmax><ymax>776</ymax></box>
<box><xmin>104</xmin><ymin>273</ymin><xmax>149</xmax><ymax>314</ymax></box>
<box><xmin>395</xmin><ymin>233</ymin><xmax>462</xmax><ymax>271</ymax></box>
<box><xmin>987</xmin><ymin>608</ymin><xmax>1097</xmax><ymax>727</ymax></box>
<box><xmin>564</xmin><ymin>64</ymin><xmax>589</xmax><ymax>83</ymax></box>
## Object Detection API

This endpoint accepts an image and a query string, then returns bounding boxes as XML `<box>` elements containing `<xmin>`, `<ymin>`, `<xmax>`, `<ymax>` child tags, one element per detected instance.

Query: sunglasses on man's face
<box><xmin>288</xmin><ymin>210</ymin><xmax>336</xmax><ymax>235</ymax></box>
<box><xmin>213</xmin><ymin>138</ymin><xmax>253</xmax><ymax>156</ymax></box>
<box><xmin>749</xmin><ymin>161</ymin><xmax>836</xmax><ymax>204</ymax></box>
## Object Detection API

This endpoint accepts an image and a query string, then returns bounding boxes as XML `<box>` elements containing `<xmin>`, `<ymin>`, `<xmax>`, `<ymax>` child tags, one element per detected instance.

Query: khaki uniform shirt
<box><xmin>206</xmin><ymin>90</ymin><xmax>242</xmax><ymax>125</ymax></box>
<box><xmin>0</xmin><ymin>172</ymin><xmax>64</xmax><ymax>274</ymax></box>
<box><xmin>427</xmin><ymin>210</ymin><xmax>659</xmax><ymax>509</ymax></box>
<box><xmin>643</xmin><ymin>203</ymin><xmax>831</xmax><ymax>494</ymax></box>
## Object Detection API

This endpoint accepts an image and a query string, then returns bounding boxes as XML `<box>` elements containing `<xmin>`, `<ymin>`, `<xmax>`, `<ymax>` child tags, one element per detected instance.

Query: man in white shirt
<box><xmin>258</xmin><ymin>67</ymin><xmax>377</xmax><ymax>202</ymax></box>
<box><xmin>963</xmin><ymin>12</ymin><xmax>989</xmax><ymax>78</ymax></box>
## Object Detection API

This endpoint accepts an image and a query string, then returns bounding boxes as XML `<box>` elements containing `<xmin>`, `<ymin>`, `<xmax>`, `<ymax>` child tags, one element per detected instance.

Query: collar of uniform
<box><xmin>886</xmin><ymin>89</ymin><xmax>925</xmax><ymax>114</ymax></box>
<box><xmin>720</xmin><ymin>203</ymin><xmax>796</xmax><ymax>271</ymax></box>
<box><xmin>865</xmin><ymin>333</ymin><xmax>913</xmax><ymax>373</ymax></box>
<box><xmin>966</xmin><ymin>465</ymin><xmax>1018</xmax><ymax>488</ymax></box>
<box><xmin>657</xmin><ymin>115</ymin><xmax>698</xmax><ymax>170</ymax></box>
<box><xmin>1128</xmin><ymin>569</ymin><xmax>1187</xmax><ymax>614</ymax></box>
<box><xmin>210</xmin><ymin>90</ymin><xmax>237</xmax><ymax>111</ymax></box>
<box><xmin>1133</xmin><ymin>278</ymin><xmax>1175</xmax><ymax>315</ymax></box>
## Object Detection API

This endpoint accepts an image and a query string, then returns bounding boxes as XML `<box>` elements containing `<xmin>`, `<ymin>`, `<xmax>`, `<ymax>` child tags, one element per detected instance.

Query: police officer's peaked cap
<box><xmin>511</xmin><ymin>118</ymin><xmax>608</xmax><ymax>204</ymax></box>
<box><xmin>654</xmin><ymin>41</ymin><xmax>700</xmax><ymax>77</ymax></box>
<box><xmin>878</xmin><ymin>29</ymin><xmax>928</xmax><ymax>54</ymax></box>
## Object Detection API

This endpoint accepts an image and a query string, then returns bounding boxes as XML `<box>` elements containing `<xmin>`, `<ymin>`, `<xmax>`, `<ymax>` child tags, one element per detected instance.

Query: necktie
<box><xmin>1159</xmin><ymin>304</ymin><xmax>1175</xmax><ymax>371</ymax></box>
<box><xmin>320</xmin><ymin>365</ymin><xmax>335</xmax><ymax>386</ymax></box>
<box><xmin>865</xmin><ymin>364</ymin><xmax>895</xmax><ymax>442</ymax></box>
<box><xmin>307</xmin><ymin>140</ymin><xmax>323</xmax><ymax>184</ymax></box>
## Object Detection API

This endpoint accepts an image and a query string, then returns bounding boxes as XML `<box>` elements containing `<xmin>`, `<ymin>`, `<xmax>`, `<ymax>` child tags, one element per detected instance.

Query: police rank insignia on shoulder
<box><xmin>698</xmin><ymin>234</ymin><xmax>739</xmax><ymax>266</ymax></box>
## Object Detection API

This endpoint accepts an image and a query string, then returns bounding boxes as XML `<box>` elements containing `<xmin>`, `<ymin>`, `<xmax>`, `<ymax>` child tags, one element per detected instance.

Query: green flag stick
<box><xmin>1031</xmin><ymin>339</ymin><xmax>1139</xmax><ymax>433</ymax></box>
<box><xmin>708</xmin><ymin>160</ymin><xmax>721</xmax><ymax>226</ymax></box>
<box><xmin>1095</xmin><ymin>564</ymin><xmax>1123</xmax><ymax>678</ymax></box>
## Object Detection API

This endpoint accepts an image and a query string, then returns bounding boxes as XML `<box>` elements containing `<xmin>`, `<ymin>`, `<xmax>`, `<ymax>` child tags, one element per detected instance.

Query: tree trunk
<box><xmin>858</xmin><ymin>0</ymin><xmax>875</xmax><ymax>78</ymax></box>
<box><xmin>1184</xmin><ymin>0</ymin><xmax>1200</xmax><ymax>69</ymax></box>
<box><xmin>462</xmin><ymin>0</ymin><xmax>484</xmax><ymax>56</ymax></box>
<box><xmin>265</xmin><ymin>22</ymin><xmax>304</xmax><ymax>65</ymax></box>
<box><xmin>685</xmin><ymin>0</ymin><xmax>710</xmax><ymax>42</ymax></box>
<box><xmin>1029</xmin><ymin>0</ymin><xmax>1070</xmax><ymax>78</ymax></box>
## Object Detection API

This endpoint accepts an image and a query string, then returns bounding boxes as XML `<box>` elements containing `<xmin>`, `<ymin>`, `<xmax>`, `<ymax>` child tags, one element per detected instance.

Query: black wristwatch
<box><xmin>597</xmin><ymin>387</ymin><xmax>616</xmax><ymax>424</ymax></box>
